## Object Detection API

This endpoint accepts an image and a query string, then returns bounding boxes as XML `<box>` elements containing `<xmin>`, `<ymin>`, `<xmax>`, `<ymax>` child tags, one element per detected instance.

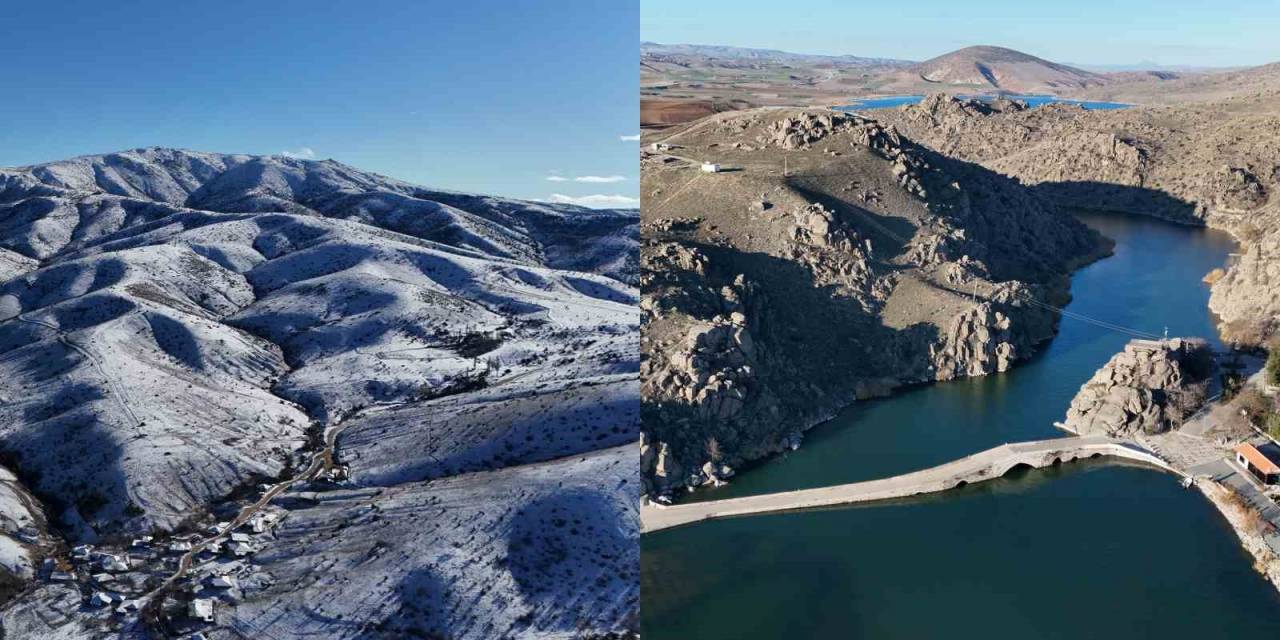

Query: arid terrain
<box><xmin>641</xmin><ymin>42</ymin><xmax>1262</xmax><ymax>128</ymax></box>
<box><xmin>875</xmin><ymin>91</ymin><xmax>1280</xmax><ymax>345</ymax></box>
<box><xmin>639</xmin><ymin>43</ymin><xmax>1280</xmax><ymax>498</ymax></box>
<box><xmin>640</xmin><ymin>108</ymin><xmax>1111</xmax><ymax>495</ymax></box>
<box><xmin>0</xmin><ymin>148</ymin><xmax>639</xmax><ymax>638</ymax></box>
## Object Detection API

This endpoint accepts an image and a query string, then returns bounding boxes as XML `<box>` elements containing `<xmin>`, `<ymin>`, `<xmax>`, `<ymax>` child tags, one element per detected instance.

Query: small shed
<box><xmin>1234</xmin><ymin>443</ymin><xmax>1280</xmax><ymax>484</ymax></box>
<box><xmin>700</xmin><ymin>162</ymin><xmax>721</xmax><ymax>173</ymax></box>
<box><xmin>188</xmin><ymin>598</ymin><xmax>215</xmax><ymax>623</ymax></box>
<box><xmin>99</xmin><ymin>555</ymin><xmax>130</xmax><ymax>572</ymax></box>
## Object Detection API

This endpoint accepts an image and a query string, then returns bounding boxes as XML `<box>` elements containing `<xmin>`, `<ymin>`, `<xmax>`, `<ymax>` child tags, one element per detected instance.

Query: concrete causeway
<box><xmin>641</xmin><ymin>435</ymin><xmax>1177</xmax><ymax>533</ymax></box>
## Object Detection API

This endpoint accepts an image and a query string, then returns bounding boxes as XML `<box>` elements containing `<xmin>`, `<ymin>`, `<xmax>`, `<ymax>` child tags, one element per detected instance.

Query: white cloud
<box><xmin>546</xmin><ymin>174</ymin><xmax>627</xmax><ymax>183</ymax></box>
<box><xmin>619</xmin><ymin>134</ymin><xmax>641</xmax><ymax>141</ymax></box>
<box><xmin>574</xmin><ymin>175</ymin><xmax>626</xmax><ymax>183</ymax></box>
<box><xmin>280</xmin><ymin>147</ymin><xmax>316</xmax><ymax>159</ymax></box>
<box><xmin>547</xmin><ymin>193</ymin><xmax>640</xmax><ymax>208</ymax></box>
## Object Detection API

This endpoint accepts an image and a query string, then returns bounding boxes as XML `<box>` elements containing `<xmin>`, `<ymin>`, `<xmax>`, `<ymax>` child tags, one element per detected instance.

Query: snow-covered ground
<box><xmin>0</xmin><ymin>148</ymin><xmax>638</xmax><ymax>636</ymax></box>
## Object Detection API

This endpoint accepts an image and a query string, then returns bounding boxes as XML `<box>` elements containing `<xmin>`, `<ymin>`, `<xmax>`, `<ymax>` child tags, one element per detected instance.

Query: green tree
<box><xmin>1266</xmin><ymin>344</ymin><xmax>1280</xmax><ymax>386</ymax></box>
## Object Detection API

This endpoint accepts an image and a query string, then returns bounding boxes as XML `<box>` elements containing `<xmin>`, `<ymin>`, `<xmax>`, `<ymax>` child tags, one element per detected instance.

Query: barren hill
<box><xmin>905</xmin><ymin>45</ymin><xmax>1106</xmax><ymax>93</ymax></box>
<box><xmin>1079</xmin><ymin>61</ymin><xmax>1280</xmax><ymax>104</ymax></box>
<box><xmin>640</xmin><ymin>108</ymin><xmax>1109</xmax><ymax>498</ymax></box>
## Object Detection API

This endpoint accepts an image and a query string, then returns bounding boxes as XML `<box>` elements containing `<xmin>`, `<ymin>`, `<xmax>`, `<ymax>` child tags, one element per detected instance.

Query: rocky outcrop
<box><xmin>764</xmin><ymin>112</ymin><xmax>857</xmax><ymax>150</ymax></box>
<box><xmin>931</xmin><ymin>302</ymin><xmax>1018</xmax><ymax>378</ymax></box>
<box><xmin>1062</xmin><ymin>338</ymin><xmax>1213</xmax><ymax>436</ymax></box>
<box><xmin>1210</xmin><ymin>233</ymin><xmax>1280</xmax><ymax>343</ymax></box>
<box><xmin>641</xmin><ymin>106</ymin><xmax>1109</xmax><ymax>498</ymax></box>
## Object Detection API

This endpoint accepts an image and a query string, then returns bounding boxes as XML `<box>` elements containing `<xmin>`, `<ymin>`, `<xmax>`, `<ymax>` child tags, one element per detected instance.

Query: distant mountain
<box><xmin>641</xmin><ymin>41</ymin><xmax>912</xmax><ymax>68</ymax></box>
<box><xmin>906</xmin><ymin>45</ymin><xmax>1106</xmax><ymax>93</ymax></box>
<box><xmin>1079</xmin><ymin>60</ymin><xmax>1280</xmax><ymax>103</ymax></box>
<box><xmin>0</xmin><ymin>148</ymin><xmax>638</xmax><ymax>637</ymax></box>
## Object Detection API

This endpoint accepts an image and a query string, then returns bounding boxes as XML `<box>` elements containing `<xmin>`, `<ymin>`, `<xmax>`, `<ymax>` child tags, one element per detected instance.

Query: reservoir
<box><xmin>641</xmin><ymin>212</ymin><xmax>1280</xmax><ymax>638</ymax></box>
<box><xmin>838</xmin><ymin>94</ymin><xmax>1130</xmax><ymax>110</ymax></box>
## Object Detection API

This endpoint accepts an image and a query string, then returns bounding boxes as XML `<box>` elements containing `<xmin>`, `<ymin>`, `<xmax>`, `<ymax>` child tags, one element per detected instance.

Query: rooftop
<box><xmin>1235</xmin><ymin>442</ymin><xmax>1280</xmax><ymax>475</ymax></box>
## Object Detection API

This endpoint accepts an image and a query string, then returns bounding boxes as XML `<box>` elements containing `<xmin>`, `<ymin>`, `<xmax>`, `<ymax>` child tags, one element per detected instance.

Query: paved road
<box><xmin>643</xmin><ymin>435</ymin><xmax>1174</xmax><ymax>533</ymax></box>
<box><xmin>1190</xmin><ymin>457</ymin><xmax>1280</xmax><ymax>555</ymax></box>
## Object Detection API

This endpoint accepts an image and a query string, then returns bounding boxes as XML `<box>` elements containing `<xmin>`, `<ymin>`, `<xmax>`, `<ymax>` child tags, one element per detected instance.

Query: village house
<box><xmin>1234</xmin><ymin>442</ymin><xmax>1280</xmax><ymax>485</ymax></box>
<box><xmin>98</xmin><ymin>554</ymin><xmax>130</xmax><ymax>572</ymax></box>
<box><xmin>188</xmin><ymin>598</ymin><xmax>215</xmax><ymax>623</ymax></box>
<box><xmin>206</xmin><ymin>574</ymin><xmax>238</xmax><ymax>589</ymax></box>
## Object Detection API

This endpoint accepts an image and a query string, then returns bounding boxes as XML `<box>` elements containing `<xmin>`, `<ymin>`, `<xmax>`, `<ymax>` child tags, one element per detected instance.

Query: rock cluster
<box><xmin>1062</xmin><ymin>338</ymin><xmax>1212</xmax><ymax>436</ymax></box>
<box><xmin>765</xmin><ymin>112</ymin><xmax>857</xmax><ymax>149</ymax></box>
<box><xmin>931</xmin><ymin>303</ymin><xmax>1018</xmax><ymax>378</ymax></box>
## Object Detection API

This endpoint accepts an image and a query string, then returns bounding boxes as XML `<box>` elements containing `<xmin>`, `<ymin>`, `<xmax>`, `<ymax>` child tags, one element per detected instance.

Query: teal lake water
<box><xmin>642</xmin><ymin>212</ymin><xmax>1280</xmax><ymax>638</ymax></box>
<box><xmin>839</xmin><ymin>94</ymin><xmax>1130</xmax><ymax>111</ymax></box>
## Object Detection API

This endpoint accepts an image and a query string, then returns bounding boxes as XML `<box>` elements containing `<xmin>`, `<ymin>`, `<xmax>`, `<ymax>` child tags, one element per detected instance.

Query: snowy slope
<box><xmin>0</xmin><ymin>149</ymin><xmax>638</xmax><ymax>634</ymax></box>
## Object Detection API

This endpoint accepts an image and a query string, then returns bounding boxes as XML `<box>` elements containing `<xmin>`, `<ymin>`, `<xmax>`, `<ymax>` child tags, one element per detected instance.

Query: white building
<box><xmin>700</xmin><ymin>162</ymin><xmax>721</xmax><ymax>173</ymax></box>
<box><xmin>207</xmin><ymin>574</ymin><xmax>238</xmax><ymax>589</ymax></box>
<box><xmin>188</xmin><ymin>598</ymin><xmax>215</xmax><ymax>623</ymax></box>
<box><xmin>225</xmin><ymin>541</ymin><xmax>256</xmax><ymax>558</ymax></box>
<box><xmin>99</xmin><ymin>555</ymin><xmax>130</xmax><ymax>572</ymax></box>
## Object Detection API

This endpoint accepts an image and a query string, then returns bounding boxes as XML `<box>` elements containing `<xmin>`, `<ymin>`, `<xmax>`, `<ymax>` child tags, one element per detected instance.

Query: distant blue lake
<box><xmin>838</xmin><ymin>94</ymin><xmax>1130</xmax><ymax>111</ymax></box>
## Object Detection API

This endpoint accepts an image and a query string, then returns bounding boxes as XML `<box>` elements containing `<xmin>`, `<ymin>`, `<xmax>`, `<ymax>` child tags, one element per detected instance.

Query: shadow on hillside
<box><xmin>642</xmin><ymin>237</ymin><xmax>941</xmax><ymax>474</ymax></box>
<box><xmin>506</xmin><ymin>488</ymin><xmax>636</xmax><ymax>634</ymax></box>
<box><xmin>3</xmin><ymin>376</ymin><xmax>129</xmax><ymax>544</ymax></box>
<box><xmin>1029</xmin><ymin>181</ymin><xmax>1202</xmax><ymax>223</ymax></box>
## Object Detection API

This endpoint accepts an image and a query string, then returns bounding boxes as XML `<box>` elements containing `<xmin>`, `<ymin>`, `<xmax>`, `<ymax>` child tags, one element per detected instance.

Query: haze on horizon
<box><xmin>642</xmin><ymin>0</ymin><xmax>1280</xmax><ymax>69</ymax></box>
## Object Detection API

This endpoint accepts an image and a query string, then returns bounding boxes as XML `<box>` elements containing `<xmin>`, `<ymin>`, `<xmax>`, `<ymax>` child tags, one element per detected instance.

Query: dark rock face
<box><xmin>1063</xmin><ymin>338</ymin><xmax>1213</xmax><ymax>436</ymax></box>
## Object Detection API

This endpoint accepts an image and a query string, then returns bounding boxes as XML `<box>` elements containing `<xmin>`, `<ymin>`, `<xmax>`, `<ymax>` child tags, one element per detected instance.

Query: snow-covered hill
<box><xmin>0</xmin><ymin>148</ymin><xmax>638</xmax><ymax>637</ymax></box>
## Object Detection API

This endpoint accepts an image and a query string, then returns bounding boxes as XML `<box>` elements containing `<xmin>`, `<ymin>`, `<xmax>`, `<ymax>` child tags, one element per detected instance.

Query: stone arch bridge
<box><xmin>641</xmin><ymin>436</ymin><xmax>1177</xmax><ymax>533</ymax></box>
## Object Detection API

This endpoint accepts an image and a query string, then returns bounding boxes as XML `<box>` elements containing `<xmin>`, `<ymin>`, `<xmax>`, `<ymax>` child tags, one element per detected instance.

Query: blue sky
<box><xmin>0</xmin><ymin>0</ymin><xmax>638</xmax><ymax>207</ymax></box>
<box><xmin>643</xmin><ymin>0</ymin><xmax>1280</xmax><ymax>68</ymax></box>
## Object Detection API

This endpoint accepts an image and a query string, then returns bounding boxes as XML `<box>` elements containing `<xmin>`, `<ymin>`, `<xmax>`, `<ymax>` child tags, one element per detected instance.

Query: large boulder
<box><xmin>1063</xmin><ymin>338</ymin><xmax>1213</xmax><ymax>436</ymax></box>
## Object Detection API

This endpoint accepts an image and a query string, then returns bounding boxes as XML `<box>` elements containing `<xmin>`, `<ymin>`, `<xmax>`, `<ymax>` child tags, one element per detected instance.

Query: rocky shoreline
<box><xmin>1196</xmin><ymin>480</ymin><xmax>1280</xmax><ymax>593</ymax></box>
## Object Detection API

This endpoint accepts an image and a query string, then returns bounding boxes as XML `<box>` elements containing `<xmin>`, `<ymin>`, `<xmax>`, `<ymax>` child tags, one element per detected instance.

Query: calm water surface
<box><xmin>839</xmin><ymin>94</ymin><xmax>1130</xmax><ymax>111</ymax></box>
<box><xmin>642</xmin><ymin>213</ymin><xmax>1280</xmax><ymax>638</ymax></box>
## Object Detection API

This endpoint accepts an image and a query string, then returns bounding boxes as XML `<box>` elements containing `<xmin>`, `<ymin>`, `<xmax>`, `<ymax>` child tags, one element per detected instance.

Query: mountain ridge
<box><xmin>0</xmin><ymin>147</ymin><xmax>639</xmax><ymax>637</ymax></box>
